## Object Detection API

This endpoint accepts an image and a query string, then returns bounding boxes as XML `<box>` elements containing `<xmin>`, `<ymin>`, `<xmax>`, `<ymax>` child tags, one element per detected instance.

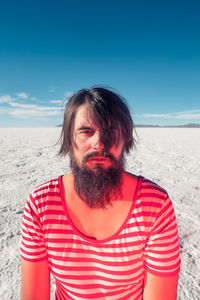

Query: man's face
<box><xmin>72</xmin><ymin>104</ymin><xmax>125</xmax><ymax>171</ymax></box>
<box><xmin>70</xmin><ymin>104</ymin><xmax>125</xmax><ymax>209</ymax></box>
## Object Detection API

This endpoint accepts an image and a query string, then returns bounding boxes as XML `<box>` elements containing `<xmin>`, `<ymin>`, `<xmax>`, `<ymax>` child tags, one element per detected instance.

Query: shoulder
<box><xmin>124</xmin><ymin>172</ymin><xmax>168</xmax><ymax>200</ymax></box>
<box><xmin>25</xmin><ymin>176</ymin><xmax>63</xmax><ymax>219</ymax></box>
<box><xmin>130</xmin><ymin>177</ymin><xmax>179</xmax><ymax>239</ymax></box>
<box><xmin>140</xmin><ymin>177</ymin><xmax>168</xmax><ymax>199</ymax></box>
<box><xmin>29</xmin><ymin>176</ymin><xmax>62</xmax><ymax>206</ymax></box>
<box><xmin>130</xmin><ymin>175</ymin><xmax>172</xmax><ymax>215</ymax></box>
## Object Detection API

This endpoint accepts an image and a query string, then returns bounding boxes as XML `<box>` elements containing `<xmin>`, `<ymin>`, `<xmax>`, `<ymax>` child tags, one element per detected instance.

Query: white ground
<box><xmin>0</xmin><ymin>127</ymin><xmax>199</xmax><ymax>300</ymax></box>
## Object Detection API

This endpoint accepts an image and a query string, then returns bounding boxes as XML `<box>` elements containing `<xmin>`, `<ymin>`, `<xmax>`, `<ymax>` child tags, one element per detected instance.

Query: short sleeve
<box><xmin>143</xmin><ymin>195</ymin><xmax>181</xmax><ymax>277</ymax></box>
<box><xmin>20</xmin><ymin>193</ymin><xmax>47</xmax><ymax>262</ymax></box>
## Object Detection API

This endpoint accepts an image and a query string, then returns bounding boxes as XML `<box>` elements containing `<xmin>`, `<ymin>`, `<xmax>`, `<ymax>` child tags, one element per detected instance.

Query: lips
<box><xmin>88</xmin><ymin>156</ymin><xmax>109</xmax><ymax>162</ymax></box>
<box><xmin>82</xmin><ymin>151</ymin><xmax>116</xmax><ymax>166</ymax></box>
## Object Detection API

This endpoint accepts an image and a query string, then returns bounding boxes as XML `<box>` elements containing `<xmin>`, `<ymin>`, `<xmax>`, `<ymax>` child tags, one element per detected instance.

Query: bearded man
<box><xmin>21</xmin><ymin>87</ymin><xmax>181</xmax><ymax>300</ymax></box>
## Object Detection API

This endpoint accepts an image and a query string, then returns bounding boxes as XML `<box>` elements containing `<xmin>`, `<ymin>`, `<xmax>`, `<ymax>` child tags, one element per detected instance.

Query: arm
<box><xmin>143</xmin><ymin>270</ymin><xmax>179</xmax><ymax>300</ymax></box>
<box><xmin>21</xmin><ymin>258</ymin><xmax>50</xmax><ymax>300</ymax></box>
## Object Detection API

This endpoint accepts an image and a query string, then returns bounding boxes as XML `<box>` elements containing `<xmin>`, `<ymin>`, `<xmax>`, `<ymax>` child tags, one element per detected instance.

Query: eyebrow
<box><xmin>76</xmin><ymin>126</ymin><xmax>94</xmax><ymax>131</ymax></box>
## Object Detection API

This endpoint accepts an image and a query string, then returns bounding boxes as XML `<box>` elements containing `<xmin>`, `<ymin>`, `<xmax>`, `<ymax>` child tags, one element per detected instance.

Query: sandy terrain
<box><xmin>0</xmin><ymin>127</ymin><xmax>199</xmax><ymax>299</ymax></box>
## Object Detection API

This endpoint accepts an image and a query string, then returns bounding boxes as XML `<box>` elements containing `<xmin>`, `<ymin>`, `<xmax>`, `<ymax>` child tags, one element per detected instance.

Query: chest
<box><xmin>62</xmin><ymin>172</ymin><xmax>138</xmax><ymax>240</ymax></box>
<box><xmin>67</xmin><ymin>200</ymin><xmax>133</xmax><ymax>240</ymax></box>
<box><xmin>48</xmin><ymin>218</ymin><xmax>144</xmax><ymax>300</ymax></box>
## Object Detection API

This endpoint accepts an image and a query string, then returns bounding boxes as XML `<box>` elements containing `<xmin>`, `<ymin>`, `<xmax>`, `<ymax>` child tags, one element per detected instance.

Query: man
<box><xmin>21</xmin><ymin>87</ymin><xmax>181</xmax><ymax>299</ymax></box>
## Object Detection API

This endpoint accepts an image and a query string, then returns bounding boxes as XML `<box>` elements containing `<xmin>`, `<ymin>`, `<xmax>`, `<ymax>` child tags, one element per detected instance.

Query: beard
<box><xmin>69</xmin><ymin>151</ymin><xmax>125</xmax><ymax>209</ymax></box>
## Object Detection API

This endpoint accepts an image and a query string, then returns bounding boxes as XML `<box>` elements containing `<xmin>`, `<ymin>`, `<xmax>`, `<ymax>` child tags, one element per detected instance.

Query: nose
<box><xmin>92</xmin><ymin>131</ymin><xmax>104</xmax><ymax>151</ymax></box>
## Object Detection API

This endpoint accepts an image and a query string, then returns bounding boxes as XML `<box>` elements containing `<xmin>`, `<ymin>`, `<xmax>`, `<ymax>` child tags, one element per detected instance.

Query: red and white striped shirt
<box><xmin>21</xmin><ymin>175</ymin><xmax>181</xmax><ymax>300</ymax></box>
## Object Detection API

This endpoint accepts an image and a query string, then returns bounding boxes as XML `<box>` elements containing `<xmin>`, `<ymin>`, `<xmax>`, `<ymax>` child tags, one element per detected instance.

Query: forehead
<box><xmin>73</xmin><ymin>104</ymin><xmax>94</xmax><ymax>130</ymax></box>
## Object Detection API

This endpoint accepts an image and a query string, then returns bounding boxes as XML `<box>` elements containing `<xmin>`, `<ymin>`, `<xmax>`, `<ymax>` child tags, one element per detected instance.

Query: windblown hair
<box><xmin>58</xmin><ymin>87</ymin><xmax>136</xmax><ymax>156</ymax></box>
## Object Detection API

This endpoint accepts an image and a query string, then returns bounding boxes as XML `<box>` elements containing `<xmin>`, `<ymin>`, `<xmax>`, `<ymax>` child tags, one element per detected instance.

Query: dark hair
<box><xmin>58</xmin><ymin>87</ymin><xmax>136</xmax><ymax>156</ymax></box>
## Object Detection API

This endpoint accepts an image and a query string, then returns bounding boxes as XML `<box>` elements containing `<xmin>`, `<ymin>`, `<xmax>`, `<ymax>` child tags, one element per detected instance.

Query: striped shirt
<box><xmin>20</xmin><ymin>175</ymin><xmax>181</xmax><ymax>300</ymax></box>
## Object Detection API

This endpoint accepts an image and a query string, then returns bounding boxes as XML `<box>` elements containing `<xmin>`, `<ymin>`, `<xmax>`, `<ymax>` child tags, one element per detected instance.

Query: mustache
<box><xmin>82</xmin><ymin>151</ymin><xmax>117</xmax><ymax>165</ymax></box>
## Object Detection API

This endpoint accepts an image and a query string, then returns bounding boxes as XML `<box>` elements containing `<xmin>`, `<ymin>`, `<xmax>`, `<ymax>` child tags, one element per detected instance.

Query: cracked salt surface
<box><xmin>0</xmin><ymin>127</ymin><xmax>199</xmax><ymax>299</ymax></box>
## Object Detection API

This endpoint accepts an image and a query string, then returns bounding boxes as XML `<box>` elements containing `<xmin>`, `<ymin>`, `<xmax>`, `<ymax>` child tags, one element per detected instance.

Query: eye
<box><xmin>79</xmin><ymin>129</ymin><xmax>94</xmax><ymax>136</ymax></box>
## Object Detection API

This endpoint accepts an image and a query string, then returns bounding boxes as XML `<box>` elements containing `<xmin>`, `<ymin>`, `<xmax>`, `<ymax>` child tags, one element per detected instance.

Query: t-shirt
<box><xmin>20</xmin><ymin>175</ymin><xmax>181</xmax><ymax>300</ymax></box>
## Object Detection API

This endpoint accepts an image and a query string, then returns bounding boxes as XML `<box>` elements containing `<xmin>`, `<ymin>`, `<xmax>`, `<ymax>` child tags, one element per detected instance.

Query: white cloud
<box><xmin>9</xmin><ymin>109</ymin><xmax>61</xmax><ymax>118</ymax></box>
<box><xmin>174</xmin><ymin>113</ymin><xmax>200</xmax><ymax>119</ymax></box>
<box><xmin>0</xmin><ymin>107</ymin><xmax>9</xmax><ymax>114</ymax></box>
<box><xmin>141</xmin><ymin>113</ymin><xmax>172</xmax><ymax>118</ymax></box>
<box><xmin>50</xmin><ymin>100</ymin><xmax>63</xmax><ymax>104</ymax></box>
<box><xmin>0</xmin><ymin>94</ymin><xmax>14</xmax><ymax>104</ymax></box>
<box><xmin>9</xmin><ymin>102</ymin><xmax>37</xmax><ymax>109</ymax></box>
<box><xmin>9</xmin><ymin>102</ymin><xmax>60</xmax><ymax>110</ymax></box>
<box><xmin>15</xmin><ymin>92</ymin><xmax>29</xmax><ymax>99</ymax></box>
<box><xmin>140</xmin><ymin>109</ymin><xmax>200</xmax><ymax>120</ymax></box>
<box><xmin>8</xmin><ymin>102</ymin><xmax>62</xmax><ymax>118</ymax></box>
<box><xmin>30</xmin><ymin>97</ymin><xmax>37</xmax><ymax>101</ymax></box>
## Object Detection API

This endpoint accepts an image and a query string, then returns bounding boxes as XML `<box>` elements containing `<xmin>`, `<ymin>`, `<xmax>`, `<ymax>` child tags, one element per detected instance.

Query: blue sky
<box><xmin>0</xmin><ymin>0</ymin><xmax>200</xmax><ymax>127</ymax></box>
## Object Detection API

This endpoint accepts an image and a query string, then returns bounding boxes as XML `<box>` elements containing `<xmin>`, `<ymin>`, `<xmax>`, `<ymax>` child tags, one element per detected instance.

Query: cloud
<box><xmin>9</xmin><ymin>102</ymin><xmax>61</xmax><ymax>110</ymax></box>
<box><xmin>0</xmin><ymin>107</ymin><xmax>9</xmax><ymax>114</ymax></box>
<box><xmin>174</xmin><ymin>113</ymin><xmax>200</xmax><ymax>119</ymax></box>
<box><xmin>9</xmin><ymin>102</ymin><xmax>37</xmax><ymax>109</ymax></box>
<box><xmin>140</xmin><ymin>109</ymin><xmax>200</xmax><ymax>120</ymax></box>
<box><xmin>9</xmin><ymin>109</ymin><xmax>61</xmax><ymax>118</ymax></box>
<box><xmin>0</xmin><ymin>94</ymin><xmax>14</xmax><ymax>104</ymax></box>
<box><xmin>141</xmin><ymin>113</ymin><xmax>172</xmax><ymax>118</ymax></box>
<box><xmin>8</xmin><ymin>102</ymin><xmax>62</xmax><ymax>118</ymax></box>
<box><xmin>1</xmin><ymin>91</ymin><xmax>64</xmax><ymax>121</ymax></box>
<box><xmin>50</xmin><ymin>100</ymin><xmax>63</xmax><ymax>105</ymax></box>
<box><xmin>15</xmin><ymin>92</ymin><xmax>29</xmax><ymax>99</ymax></box>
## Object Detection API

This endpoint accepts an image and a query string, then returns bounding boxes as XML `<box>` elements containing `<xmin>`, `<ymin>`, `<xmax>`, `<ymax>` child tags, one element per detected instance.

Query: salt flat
<box><xmin>0</xmin><ymin>127</ymin><xmax>199</xmax><ymax>300</ymax></box>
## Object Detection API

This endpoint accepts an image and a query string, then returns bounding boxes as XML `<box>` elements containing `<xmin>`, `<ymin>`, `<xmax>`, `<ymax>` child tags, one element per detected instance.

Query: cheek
<box><xmin>73</xmin><ymin>139</ymin><xmax>91</xmax><ymax>159</ymax></box>
<box><xmin>73</xmin><ymin>134</ymin><xmax>90</xmax><ymax>152</ymax></box>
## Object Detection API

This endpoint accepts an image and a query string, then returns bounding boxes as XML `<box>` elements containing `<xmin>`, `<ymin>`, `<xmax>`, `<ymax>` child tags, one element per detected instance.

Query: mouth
<box><xmin>87</xmin><ymin>156</ymin><xmax>109</xmax><ymax>162</ymax></box>
<box><xmin>82</xmin><ymin>151</ymin><xmax>116</xmax><ymax>167</ymax></box>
